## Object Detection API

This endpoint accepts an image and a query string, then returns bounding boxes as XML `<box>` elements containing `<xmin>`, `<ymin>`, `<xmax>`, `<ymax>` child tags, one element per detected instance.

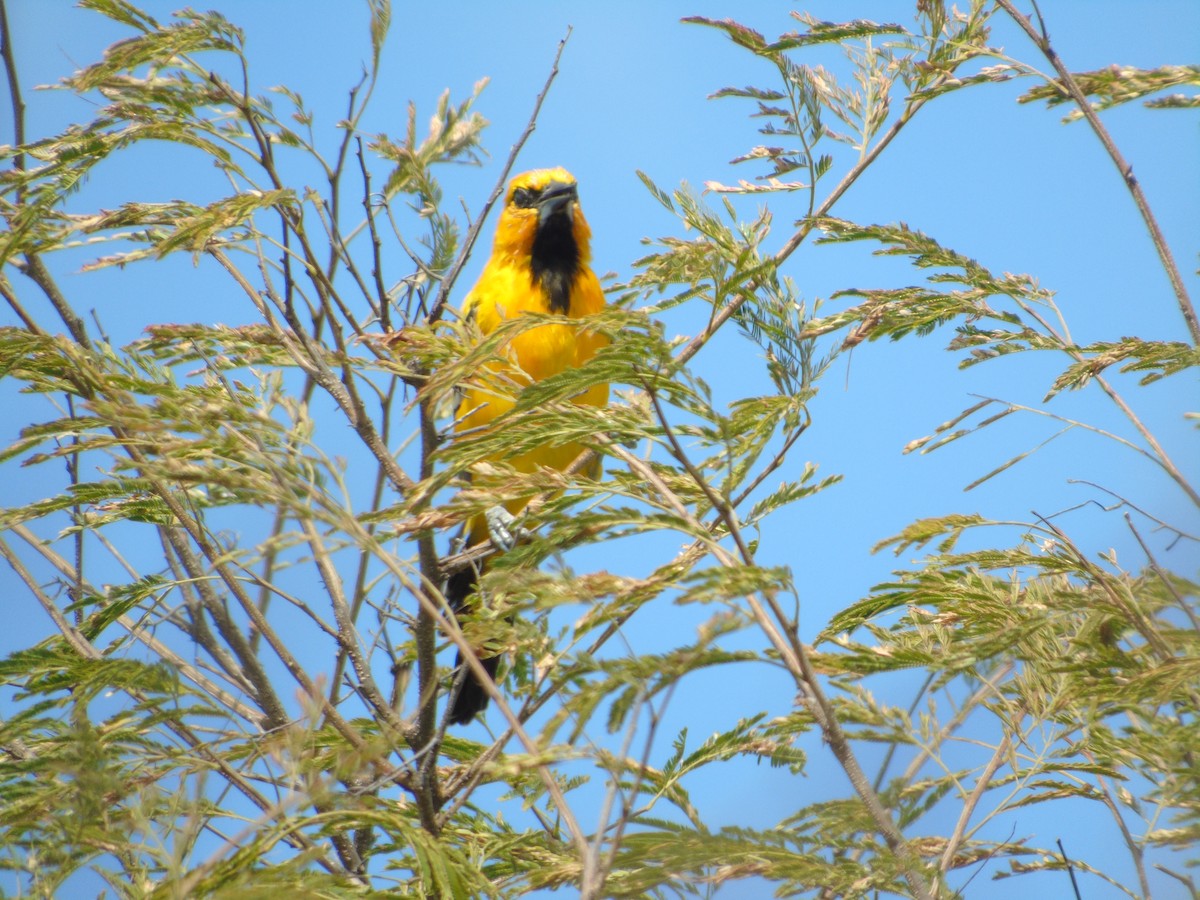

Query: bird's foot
<box><xmin>484</xmin><ymin>506</ymin><xmax>528</xmax><ymax>551</ymax></box>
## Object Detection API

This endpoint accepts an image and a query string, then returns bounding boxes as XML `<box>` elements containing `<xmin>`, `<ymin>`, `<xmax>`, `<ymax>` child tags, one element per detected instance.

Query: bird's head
<box><xmin>492</xmin><ymin>167</ymin><xmax>592</xmax><ymax>265</ymax></box>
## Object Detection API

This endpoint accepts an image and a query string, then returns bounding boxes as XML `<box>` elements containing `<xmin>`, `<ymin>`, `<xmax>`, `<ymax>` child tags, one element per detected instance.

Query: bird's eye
<box><xmin>511</xmin><ymin>187</ymin><xmax>537</xmax><ymax>209</ymax></box>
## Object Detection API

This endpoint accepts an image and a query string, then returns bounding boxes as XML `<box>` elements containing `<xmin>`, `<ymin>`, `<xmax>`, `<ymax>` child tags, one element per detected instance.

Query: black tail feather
<box><xmin>445</xmin><ymin>556</ymin><xmax>497</xmax><ymax>725</ymax></box>
<box><xmin>448</xmin><ymin>652</ymin><xmax>500</xmax><ymax>725</ymax></box>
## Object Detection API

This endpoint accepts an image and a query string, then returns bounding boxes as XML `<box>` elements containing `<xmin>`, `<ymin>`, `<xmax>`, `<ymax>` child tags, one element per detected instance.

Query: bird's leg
<box><xmin>484</xmin><ymin>505</ymin><xmax>529</xmax><ymax>552</ymax></box>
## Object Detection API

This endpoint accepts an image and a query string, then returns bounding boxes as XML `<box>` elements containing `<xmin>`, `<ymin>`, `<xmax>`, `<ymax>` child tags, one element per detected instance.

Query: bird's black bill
<box><xmin>536</xmin><ymin>180</ymin><xmax>578</xmax><ymax>226</ymax></box>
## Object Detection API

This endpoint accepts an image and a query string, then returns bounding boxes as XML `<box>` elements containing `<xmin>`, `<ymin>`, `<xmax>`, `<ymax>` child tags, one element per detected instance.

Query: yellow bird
<box><xmin>446</xmin><ymin>167</ymin><xmax>608</xmax><ymax>724</ymax></box>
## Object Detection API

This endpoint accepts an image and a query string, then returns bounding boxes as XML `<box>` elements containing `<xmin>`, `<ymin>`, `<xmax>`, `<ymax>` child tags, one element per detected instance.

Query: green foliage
<box><xmin>0</xmin><ymin>1</ymin><xmax>1194</xmax><ymax>898</ymax></box>
<box><xmin>1018</xmin><ymin>63</ymin><xmax>1200</xmax><ymax>120</ymax></box>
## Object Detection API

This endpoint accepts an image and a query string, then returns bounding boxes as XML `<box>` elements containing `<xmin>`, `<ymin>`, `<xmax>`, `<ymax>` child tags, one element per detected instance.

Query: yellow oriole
<box><xmin>447</xmin><ymin>167</ymin><xmax>608</xmax><ymax>724</ymax></box>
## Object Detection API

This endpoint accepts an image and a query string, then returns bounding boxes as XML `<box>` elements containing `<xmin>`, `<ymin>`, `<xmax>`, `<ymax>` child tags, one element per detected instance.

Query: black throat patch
<box><xmin>530</xmin><ymin>212</ymin><xmax>580</xmax><ymax>315</ymax></box>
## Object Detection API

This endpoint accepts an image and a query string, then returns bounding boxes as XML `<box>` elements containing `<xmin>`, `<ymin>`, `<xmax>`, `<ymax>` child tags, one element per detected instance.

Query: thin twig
<box><xmin>356</xmin><ymin>136</ymin><xmax>391</xmax><ymax>329</ymax></box>
<box><xmin>437</xmin><ymin>538</ymin><xmax>709</xmax><ymax>822</ymax></box>
<box><xmin>10</xmin><ymin>525</ymin><xmax>265</xmax><ymax>725</ymax></box>
<box><xmin>589</xmin><ymin>687</ymin><xmax>673</xmax><ymax>899</ymax></box>
<box><xmin>1089</xmin><ymin>765</ymin><xmax>1151</xmax><ymax>899</ymax></box>
<box><xmin>425</xmin><ymin>27</ymin><xmax>573</xmax><ymax>325</ymax></box>
<box><xmin>0</xmin><ymin>538</ymin><xmax>340</xmax><ymax>870</ymax></box>
<box><xmin>414</xmin><ymin>394</ymin><xmax>445</xmax><ymax>833</ymax></box>
<box><xmin>872</xmin><ymin>672</ymin><xmax>937</xmax><ymax>792</ymax></box>
<box><xmin>1006</xmin><ymin>292</ymin><xmax>1199</xmax><ymax>509</ymax></box>
<box><xmin>940</xmin><ymin>729</ymin><xmax>1015</xmax><ymax>874</ymax></box>
<box><xmin>581</xmin><ymin>688</ymin><xmax>649</xmax><ymax>899</ymax></box>
<box><xmin>209</xmin><ymin>247</ymin><xmax>416</xmax><ymax>495</ymax></box>
<box><xmin>995</xmin><ymin>0</ymin><xmax>1199</xmax><ymax>345</ymax></box>
<box><xmin>1072</xmin><ymin>480</ymin><xmax>1198</xmax><ymax>544</ymax></box>
<box><xmin>1125</xmin><ymin>513</ymin><xmax>1200</xmax><ymax>631</ymax></box>
<box><xmin>1032</xmin><ymin>511</ymin><xmax>1176</xmax><ymax>665</ymax></box>
<box><xmin>674</xmin><ymin>96</ymin><xmax>928</xmax><ymax>369</ymax></box>
<box><xmin>0</xmin><ymin>0</ymin><xmax>26</xmax><ymax>191</ymax></box>
<box><xmin>1055</xmin><ymin>838</ymin><xmax>1083</xmax><ymax>900</ymax></box>
<box><xmin>0</xmin><ymin>536</ymin><xmax>100</xmax><ymax>660</ymax></box>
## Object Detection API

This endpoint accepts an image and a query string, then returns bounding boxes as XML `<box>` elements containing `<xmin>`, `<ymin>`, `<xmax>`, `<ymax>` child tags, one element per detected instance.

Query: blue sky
<box><xmin>3</xmin><ymin>1</ymin><xmax>1198</xmax><ymax>897</ymax></box>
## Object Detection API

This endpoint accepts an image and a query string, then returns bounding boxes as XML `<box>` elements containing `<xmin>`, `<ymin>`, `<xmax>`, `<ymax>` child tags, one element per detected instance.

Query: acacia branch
<box><xmin>0</xmin><ymin>537</ymin><xmax>341</xmax><ymax>873</ymax></box>
<box><xmin>995</xmin><ymin>0</ymin><xmax>1199</xmax><ymax>346</ymax></box>
<box><xmin>10</xmin><ymin>524</ymin><xmax>265</xmax><ymax>726</ymax></box>
<box><xmin>674</xmin><ymin>96</ymin><xmax>927</xmax><ymax>370</ymax></box>
<box><xmin>596</xmin><ymin>414</ymin><xmax>936</xmax><ymax>900</ymax></box>
<box><xmin>209</xmin><ymin>247</ymin><xmax>416</xmax><ymax>495</ymax></box>
<box><xmin>939</xmin><ymin>726</ymin><xmax>1016</xmax><ymax>874</ymax></box>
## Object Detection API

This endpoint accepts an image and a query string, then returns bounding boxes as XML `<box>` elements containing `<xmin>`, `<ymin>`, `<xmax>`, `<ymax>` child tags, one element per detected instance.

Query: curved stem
<box><xmin>995</xmin><ymin>0</ymin><xmax>1199</xmax><ymax>346</ymax></box>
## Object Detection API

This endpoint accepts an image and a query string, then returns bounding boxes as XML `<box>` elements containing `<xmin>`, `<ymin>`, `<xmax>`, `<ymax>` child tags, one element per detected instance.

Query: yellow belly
<box><xmin>457</xmin><ymin>267</ymin><xmax>608</xmax><ymax>539</ymax></box>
